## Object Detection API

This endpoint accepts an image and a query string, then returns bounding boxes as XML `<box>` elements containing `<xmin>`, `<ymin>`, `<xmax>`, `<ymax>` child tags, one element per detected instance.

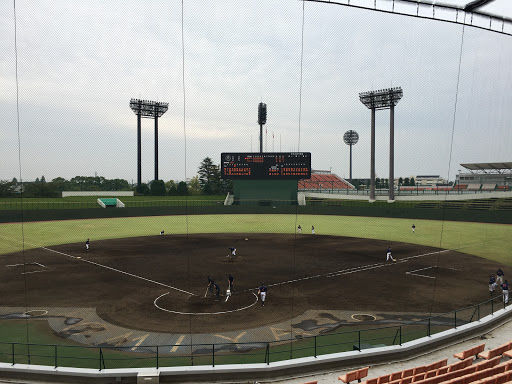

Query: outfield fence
<box><xmin>0</xmin><ymin>296</ymin><xmax>508</xmax><ymax>370</ymax></box>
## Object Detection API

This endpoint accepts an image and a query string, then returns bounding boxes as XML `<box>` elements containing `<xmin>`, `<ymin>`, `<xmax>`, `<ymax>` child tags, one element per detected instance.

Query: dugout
<box><xmin>233</xmin><ymin>180</ymin><xmax>298</xmax><ymax>205</ymax></box>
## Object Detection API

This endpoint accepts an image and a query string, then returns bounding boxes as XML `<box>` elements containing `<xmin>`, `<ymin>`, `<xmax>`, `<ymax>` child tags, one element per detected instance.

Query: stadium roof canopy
<box><xmin>303</xmin><ymin>0</ymin><xmax>512</xmax><ymax>36</ymax></box>
<box><xmin>460</xmin><ymin>162</ymin><xmax>512</xmax><ymax>172</ymax></box>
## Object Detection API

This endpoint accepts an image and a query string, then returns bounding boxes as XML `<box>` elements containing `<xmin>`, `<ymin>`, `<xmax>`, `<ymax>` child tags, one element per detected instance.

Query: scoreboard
<box><xmin>221</xmin><ymin>152</ymin><xmax>311</xmax><ymax>180</ymax></box>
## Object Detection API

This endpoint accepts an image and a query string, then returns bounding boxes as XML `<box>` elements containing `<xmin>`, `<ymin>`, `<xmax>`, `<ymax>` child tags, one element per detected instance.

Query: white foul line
<box><xmin>41</xmin><ymin>247</ymin><xmax>195</xmax><ymax>296</ymax></box>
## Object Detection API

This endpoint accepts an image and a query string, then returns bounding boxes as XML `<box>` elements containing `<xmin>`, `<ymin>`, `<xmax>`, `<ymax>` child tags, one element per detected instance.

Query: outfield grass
<box><xmin>0</xmin><ymin>214</ymin><xmax>510</xmax><ymax>265</ymax></box>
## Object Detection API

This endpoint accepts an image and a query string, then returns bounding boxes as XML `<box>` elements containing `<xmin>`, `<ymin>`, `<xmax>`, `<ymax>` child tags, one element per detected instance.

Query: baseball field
<box><xmin>0</xmin><ymin>213</ymin><xmax>510</xmax><ymax>368</ymax></box>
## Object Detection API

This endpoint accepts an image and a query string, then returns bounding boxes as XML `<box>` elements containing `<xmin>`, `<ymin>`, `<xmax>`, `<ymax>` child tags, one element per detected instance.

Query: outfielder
<box><xmin>297</xmin><ymin>225</ymin><xmax>302</xmax><ymax>234</ymax></box>
<box><xmin>311</xmin><ymin>226</ymin><xmax>315</xmax><ymax>235</ymax></box>
<box><xmin>258</xmin><ymin>282</ymin><xmax>268</xmax><ymax>306</ymax></box>
<box><xmin>386</xmin><ymin>246</ymin><xmax>395</xmax><ymax>262</ymax></box>
<box><xmin>412</xmin><ymin>224</ymin><xmax>416</xmax><ymax>233</ymax></box>
<box><xmin>85</xmin><ymin>238</ymin><xmax>90</xmax><ymax>251</ymax></box>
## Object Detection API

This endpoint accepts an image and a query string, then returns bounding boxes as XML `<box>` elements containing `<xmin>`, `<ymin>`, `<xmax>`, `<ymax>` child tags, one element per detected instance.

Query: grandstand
<box><xmin>456</xmin><ymin>163</ymin><xmax>512</xmax><ymax>191</ymax></box>
<box><xmin>299</xmin><ymin>170</ymin><xmax>354</xmax><ymax>192</ymax></box>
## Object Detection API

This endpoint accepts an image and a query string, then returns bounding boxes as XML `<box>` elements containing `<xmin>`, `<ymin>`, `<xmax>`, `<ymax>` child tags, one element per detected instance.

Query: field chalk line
<box><xmin>41</xmin><ymin>247</ymin><xmax>195</xmax><ymax>296</ymax></box>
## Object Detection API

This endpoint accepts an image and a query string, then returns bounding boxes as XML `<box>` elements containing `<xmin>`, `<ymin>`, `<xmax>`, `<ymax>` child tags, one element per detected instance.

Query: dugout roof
<box><xmin>460</xmin><ymin>162</ymin><xmax>512</xmax><ymax>173</ymax></box>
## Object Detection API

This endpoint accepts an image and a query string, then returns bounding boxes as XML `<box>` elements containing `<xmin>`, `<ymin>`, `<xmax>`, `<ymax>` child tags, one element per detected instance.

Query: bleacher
<box><xmin>439</xmin><ymin>201</ymin><xmax>466</xmax><ymax>209</ymax></box>
<box><xmin>299</xmin><ymin>173</ymin><xmax>353</xmax><ymax>191</ymax></box>
<box><xmin>467</xmin><ymin>199</ymin><xmax>498</xmax><ymax>211</ymax></box>
<box><xmin>333</xmin><ymin>341</ymin><xmax>512</xmax><ymax>384</ymax></box>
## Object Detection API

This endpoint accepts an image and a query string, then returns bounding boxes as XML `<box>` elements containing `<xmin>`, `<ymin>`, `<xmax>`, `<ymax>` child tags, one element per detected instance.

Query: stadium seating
<box><xmin>339</xmin><ymin>367</ymin><xmax>369</xmax><ymax>383</ymax></box>
<box><xmin>478</xmin><ymin>342</ymin><xmax>512</xmax><ymax>360</ymax></box>
<box><xmin>454</xmin><ymin>344</ymin><xmax>486</xmax><ymax>360</ymax></box>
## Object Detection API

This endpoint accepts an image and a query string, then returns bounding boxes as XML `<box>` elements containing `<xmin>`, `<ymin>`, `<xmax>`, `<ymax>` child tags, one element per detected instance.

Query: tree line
<box><xmin>0</xmin><ymin>157</ymin><xmax>233</xmax><ymax>198</ymax></box>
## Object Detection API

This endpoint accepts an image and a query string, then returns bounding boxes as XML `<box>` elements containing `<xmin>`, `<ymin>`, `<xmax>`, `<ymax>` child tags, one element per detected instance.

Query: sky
<box><xmin>1</xmin><ymin>0</ymin><xmax>511</xmax><ymax>184</ymax></box>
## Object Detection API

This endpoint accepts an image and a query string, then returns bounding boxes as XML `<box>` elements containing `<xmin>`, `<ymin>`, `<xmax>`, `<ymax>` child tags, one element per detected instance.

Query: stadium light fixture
<box><xmin>130</xmin><ymin>99</ymin><xmax>169</xmax><ymax>189</ymax></box>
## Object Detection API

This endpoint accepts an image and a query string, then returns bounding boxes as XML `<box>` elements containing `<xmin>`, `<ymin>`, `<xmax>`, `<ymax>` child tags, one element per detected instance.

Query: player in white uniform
<box><xmin>258</xmin><ymin>282</ymin><xmax>268</xmax><ymax>306</ymax></box>
<box><xmin>85</xmin><ymin>239</ymin><xmax>90</xmax><ymax>251</ymax></box>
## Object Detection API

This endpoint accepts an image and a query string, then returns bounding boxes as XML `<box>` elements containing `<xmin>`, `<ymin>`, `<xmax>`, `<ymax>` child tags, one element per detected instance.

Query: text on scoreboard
<box><xmin>221</xmin><ymin>152</ymin><xmax>311</xmax><ymax>179</ymax></box>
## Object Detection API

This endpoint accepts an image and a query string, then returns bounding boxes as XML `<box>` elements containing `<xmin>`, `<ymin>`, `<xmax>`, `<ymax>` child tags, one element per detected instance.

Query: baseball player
<box><xmin>497</xmin><ymin>267</ymin><xmax>505</xmax><ymax>285</ymax></box>
<box><xmin>214</xmin><ymin>282</ymin><xmax>221</xmax><ymax>301</ymax></box>
<box><xmin>489</xmin><ymin>274</ymin><xmax>496</xmax><ymax>295</ymax></box>
<box><xmin>85</xmin><ymin>238</ymin><xmax>90</xmax><ymax>251</ymax></box>
<box><xmin>227</xmin><ymin>274</ymin><xmax>234</xmax><ymax>294</ymax></box>
<box><xmin>206</xmin><ymin>276</ymin><xmax>214</xmax><ymax>297</ymax></box>
<box><xmin>386</xmin><ymin>246</ymin><xmax>395</xmax><ymax>262</ymax></box>
<box><xmin>311</xmin><ymin>226</ymin><xmax>315</xmax><ymax>235</ymax></box>
<box><xmin>258</xmin><ymin>282</ymin><xmax>268</xmax><ymax>306</ymax></box>
<box><xmin>227</xmin><ymin>247</ymin><xmax>236</xmax><ymax>259</ymax></box>
<box><xmin>412</xmin><ymin>224</ymin><xmax>416</xmax><ymax>233</ymax></box>
<box><xmin>160</xmin><ymin>230</ymin><xmax>165</xmax><ymax>235</ymax></box>
<box><xmin>501</xmin><ymin>280</ymin><xmax>509</xmax><ymax>304</ymax></box>
<box><xmin>297</xmin><ymin>225</ymin><xmax>302</xmax><ymax>234</ymax></box>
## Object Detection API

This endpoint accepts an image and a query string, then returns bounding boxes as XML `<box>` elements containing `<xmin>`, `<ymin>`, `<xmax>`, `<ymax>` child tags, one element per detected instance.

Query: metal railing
<box><xmin>0</xmin><ymin>296</ymin><xmax>507</xmax><ymax>370</ymax></box>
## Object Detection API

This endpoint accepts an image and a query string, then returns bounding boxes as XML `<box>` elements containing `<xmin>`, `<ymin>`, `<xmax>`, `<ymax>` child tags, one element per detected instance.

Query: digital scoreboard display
<box><xmin>221</xmin><ymin>152</ymin><xmax>311</xmax><ymax>180</ymax></box>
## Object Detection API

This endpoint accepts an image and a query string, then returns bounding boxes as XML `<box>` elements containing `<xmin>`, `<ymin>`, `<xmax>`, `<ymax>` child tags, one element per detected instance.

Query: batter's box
<box><xmin>406</xmin><ymin>265</ymin><xmax>461</xmax><ymax>279</ymax></box>
<box><xmin>6</xmin><ymin>262</ymin><xmax>48</xmax><ymax>275</ymax></box>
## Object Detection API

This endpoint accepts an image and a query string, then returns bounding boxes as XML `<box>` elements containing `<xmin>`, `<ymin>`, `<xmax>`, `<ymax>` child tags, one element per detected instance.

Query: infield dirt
<box><xmin>0</xmin><ymin>233</ymin><xmax>498</xmax><ymax>334</ymax></box>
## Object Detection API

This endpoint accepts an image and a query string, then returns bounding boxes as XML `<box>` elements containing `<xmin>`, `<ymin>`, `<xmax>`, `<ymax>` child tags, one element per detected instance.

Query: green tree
<box><xmin>410</xmin><ymin>177</ymin><xmax>416</xmax><ymax>186</ymax></box>
<box><xmin>404</xmin><ymin>177</ymin><xmax>410</xmax><ymax>186</ymax></box>
<box><xmin>166</xmin><ymin>180</ymin><xmax>178</xmax><ymax>195</ymax></box>
<box><xmin>0</xmin><ymin>180</ymin><xmax>15</xmax><ymax>197</ymax></box>
<box><xmin>198</xmin><ymin>157</ymin><xmax>221</xmax><ymax>194</ymax></box>
<box><xmin>177</xmin><ymin>181</ymin><xmax>188</xmax><ymax>195</ymax></box>
<box><xmin>188</xmin><ymin>176</ymin><xmax>201</xmax><ymax>195</ymax></box>
<box><xmin>150</xmin><ymin>180</ymin><xmax>166</xmax><ymax>196</ymax></box>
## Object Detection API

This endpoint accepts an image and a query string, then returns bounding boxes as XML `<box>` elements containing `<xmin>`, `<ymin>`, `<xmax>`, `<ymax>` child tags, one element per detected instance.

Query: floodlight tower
<box><xmin>359</xmin><ymin>87</ymin><xmax>403</xmax><ymax>201</ymax></box>
<box><xmin>130</xmin><ymin>99</ymin><xmax>169</xmax><ymax>189</ymax></box>
<box><xmin>258</xmin><ymin>102</ymin><xmax>267</xmax><ymax>153</ymax></box>
<box><xmin>343</xmin><ymin>130</ymin><xmax>359</xmax><ymax>182</ymax></box>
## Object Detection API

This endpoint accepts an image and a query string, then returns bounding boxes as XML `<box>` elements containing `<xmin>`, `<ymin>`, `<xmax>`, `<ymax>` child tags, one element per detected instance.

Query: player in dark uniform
<box><xmin>297</xmin><ymin>225</ymin><xmax>302</xmax><ymax>233</ymax></box>
<box><xmin>497</xmin><ymin>267</ymin><xmax>505</xmax><ymax>285</ymax></box>
<box><xmin>412</xmin><ymin>224</ymin><xmax>416</xmax><ymax>233</ymax></box>
<box><xmin>258</xmin><ymin>282</ymin><xmax>267</xmax><ymax>306</ymax></box>
<box><xmin>386</xmin><ymin>246</ymin><xmax>395</xmax><ymax>262</ymax></box>
<box><xmin>501</xmin><ymin>280</ymin><xmax>509</xmax><ymax>304</ymax></box>
<box><xmin>214</xmin><ymin>282</ymin><xmax>221</xmax><ymax>301</ymax></box>
<box><xmin>85</xmin><ymin>238</ymin><xmax>90</xmax><ymax>251</ymax></box>
<box><xmin>228</xmin><ymin>274</ymin><xmax>234</xmax><ymax>293</ymax></box>
<box><xmin>227</xmin><ymin>247</ymin><xmax>236</xmax><ymax>259</ymax></box>
<box><xmin>207</xmin><ymin>276</ymin><xmax>214</xmax><ymax>297</ymax></box>
<box><xmin>489</xmin><ymin>274</ymin><xmax>496</xmax><ymax>296</ymax></box>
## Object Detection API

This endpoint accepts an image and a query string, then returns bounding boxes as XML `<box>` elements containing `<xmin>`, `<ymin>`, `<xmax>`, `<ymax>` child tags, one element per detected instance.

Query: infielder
<box><xmin>85</xmin><ymin>238</ymin><xmax>90</xmax><ymax>251</ymax></box>
<box><xmin>214</xmin><ymin>282</ymin><xmax>221</xmax><ymax>301</ymax></box>
<box><xmin>206</xmin><ymin>276</ymin><xmax>214</xmax><ymax>297</ymax></box>
<box><xmin>227</xmin><ymin>247</ymin><xmax>236</xmax><ymax>259</ymax></box>
<box><xmin>489</xmin><ymin>274</ymin><xmax>496</xmax><ymax>295</ymax></box>
<box><xmin>386</xmin><ymin>246</ymin><xmax>395</xmax><ymax>262</ymax></box>
<box><xmin>501</xmin><ymin>280</ymin><xmax>509</xmax><ymax>304</ymax></box>
<box><xmin>258</xmin><ymin>282</ymin><xmax>268</xmax><ymax>306</ymax></box>
<box><xmin>227</xmin><ymin>274</ymin><xmax>234</xmax><ymax>293</ymax></box>
<box><xmin>497</xmin><ymin>267</ymin><xmax>505</xmax><ymax>285</ymax></box>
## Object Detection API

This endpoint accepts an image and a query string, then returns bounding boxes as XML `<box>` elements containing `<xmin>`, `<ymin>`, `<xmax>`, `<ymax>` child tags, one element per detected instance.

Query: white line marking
<box><xmin>154</xmin><ymin>292</ymin><xmax>259</xmax><ymax>315</ymax></box>
<box><xmin>33</xmin><ymin>262</ymin><xmax>46</xmax><ymax>268</ymax></box>
<box><xmin>408</xmin><ymin>273</ymin><xmax>436</xmax><ymax>279</ymax></box>
<box><xmin>22</xmin><ymin>271</ymin><xmax>46</xmax><ymax>275</ymax></box>
<box><xmin>408</xmin><ymin>266</ymin><xmax>435</xmax><ymax>274</ymax></box>
<box><xmin>41</xmin><ymin>247</ymin><xmax>195</xmax><ymax>296</ymax></box>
